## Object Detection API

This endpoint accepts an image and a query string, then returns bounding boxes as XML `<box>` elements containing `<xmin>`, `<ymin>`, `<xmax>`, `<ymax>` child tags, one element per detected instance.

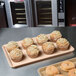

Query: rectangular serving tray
<box><xmin>2</xmin><ymin>41</ymin><xmax>74</xmax><ymax>68</ymax></box>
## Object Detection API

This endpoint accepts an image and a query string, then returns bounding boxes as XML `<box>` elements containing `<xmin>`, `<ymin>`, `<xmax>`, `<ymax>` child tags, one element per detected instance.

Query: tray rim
<box><xmin>2</xmin><ymin>44</ymin><xmax>75</xmax><ymax>68</ymax></box>
<box><xmin>2</xmin><ymin>46</ymin><xmax>13</xmax><ymax>67</ymax></box>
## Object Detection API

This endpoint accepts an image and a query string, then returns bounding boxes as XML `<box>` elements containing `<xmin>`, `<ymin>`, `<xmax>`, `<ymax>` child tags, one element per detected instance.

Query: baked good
<box><xmin>68</xmin><ymin>69</ymin><xmax>76</xmax><ymax>76</ymax></box>
<box><xmin>22</xmin><ymin>38</ymin><xmax>34</xmax><ymax>48</ymax></box>
<box><xmin>10</xmin><ymin>48</ymin><xmax>23</xmax><ymax>62</ymax></box>
<box><xmin>56</xmin><ymin>38</ymin><xmax>70</xmax><ymax>50</ymax></box>
<box><xmin>36</xmin><ymin>34</ymin><xmax>48</xmax><ymax>44</ymax></box>
<box><xmin>42</xmin><ymin>42</ymin><xmax>55</xmax><ymax>54</ymax></box>
<box><xmin>46</xmin><ymin>65</ymin><xmax>59</xmax><ymax>76</ymax></box>
<box><xmin>50</xmin><ymin>30</ymin><xmax>62</xmax><ymax>42</ymax></box>
<box><xmin>26</xmin><ymin>45</ymin><xmax>40</xmax><ymax>58</ymax></box>
<box><xmin>6</xmin><ymin>41</ymin><xmax>18</xmax><ymax>53</ymax></box>
<box><xmin>60</xmin><ymin>60</ymin><xmax>75</xmax><ymax>72</ymax></box>
<box><xmin>54</xmin><ymin>74</ymin><xmax>64</xmax><ymax>76</ymax></box>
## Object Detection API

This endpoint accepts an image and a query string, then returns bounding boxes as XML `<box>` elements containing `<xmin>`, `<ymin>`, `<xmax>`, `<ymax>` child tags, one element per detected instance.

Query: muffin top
<box><xmin>6</xmin><ymin>41</ymin><xmax>18</xmax><ymax>52</ymax></box>
<box><xmin>42</xmin><ymin>42</ymin><xmax>55</xmax><ymax>49</ymax></box>
<box><xmin>10</xmin><ymin>48</ymin><xmax>23</xmax><ymax>61</ymax></box>
<box><xmin>27</xmin><ymin>45</ymin><xmax>40</xmax><ymax>56</ymax></box>
<box><xmin>42</xmin><ymin>42</ymin><xmax>55</xmax><ymax>54</ymax></box>
<box><xmin>56</xmin><ymin>38</ymin><xmax>69</xmax><ymax>44</ymax></box>
<box><xmin>23</xmin><ymin>38</ymin><xmax>34</xmax><ymax>47</ymax></box>
<box><xmin>50</xmin><ymin>30</ymin><xmax>62</xmax><ymax>42</ymax></box>
<box><xmin>6</xmin><ymin>41</ymin><xmax>18</xmax><ymax>48</ymax></box>
<box><xmin>56</xmin><ymin>38</ymin><xmax>70</xmax><ymax>48</ymax></box>
<box><xmin>36</xmin><ymin>34</ymin><xmax>48</xmax><ymax>44</ymax></box>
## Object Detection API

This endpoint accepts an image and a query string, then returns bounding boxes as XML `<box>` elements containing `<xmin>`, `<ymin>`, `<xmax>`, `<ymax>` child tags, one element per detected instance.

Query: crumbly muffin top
<box><xmin>10</xmin><ymin>48</ymin><xmax>23</xmax><ymax>59</ymax></box>
<box><xmin>37</xmin><ymin>34</ymin><xmax>48</xmax><ymax>44</ymax></box>
<box><xmin>50</xmin><ymin>30</ymin><xmax>62</xmax><ymax>41</ymax></box>
<box><xmin>27</xmin><ymin>45</ymin><xmax>39</xmax><ymax>55</ymax></box>
<box><xmin>6</xmin><ymin>41</ymin><xmax>18</xmax><ymax>48</ymax></box>
<box><xmin>42</xmin><ymin>42</ymin><xmax>55</xmax><ymax>50</ymax></box>
<box><xmin>56</xmin><ymin>38</ymin><xmax>70</xmax><ymax>46</ymax></box>
<box><xmin>23</xmin><ymin>38</ymin><xmax>34</xmax><ymax>46</ymax></box>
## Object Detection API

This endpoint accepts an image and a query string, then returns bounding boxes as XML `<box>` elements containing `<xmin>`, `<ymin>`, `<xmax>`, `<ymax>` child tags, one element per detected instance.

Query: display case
<box><xmin>4</xmin><ymin>0</ymin><xmax>29</xmax><ymax>28</ymax></box>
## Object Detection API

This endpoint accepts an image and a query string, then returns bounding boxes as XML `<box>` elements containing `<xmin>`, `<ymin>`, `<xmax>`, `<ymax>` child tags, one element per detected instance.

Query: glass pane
<box><xmin>66</xmin><ymin>0</ymin><xmax>76</xmax><ymax>26</ymax></box>
<box><xmin>36</xmin><ymin>1</ymin><xmax>52</xmax><ymax>25</ymax></box>
<box><xmin>10</xmin><ymin>0</ymin><xmax>26</xmax><ymax>25</ymax></box>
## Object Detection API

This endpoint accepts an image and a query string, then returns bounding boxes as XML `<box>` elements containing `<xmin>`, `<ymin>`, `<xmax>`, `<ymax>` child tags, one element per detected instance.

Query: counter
<box><xmin>0</xmin><ymin>27</ymin><xmax>76</xmax><ymax>76</ymax></box>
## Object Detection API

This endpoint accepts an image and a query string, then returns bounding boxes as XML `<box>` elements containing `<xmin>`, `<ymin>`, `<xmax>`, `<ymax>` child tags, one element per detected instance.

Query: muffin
<box><xmin>60</xmin><ymin>61</ymin><xmax>75</xmax><ymax>72</ymax></box>
<box><xmin>54</xmin><ymin>74</ymin><xmax>64</xmax><ymax>76</ymax></box>
<box><xmin>50</xmin><ymin>30</ymin><xmax>62</xmax><ymax>42</ymax></box>
<box><xmin>68</xmin><ymin>69</ymin><xmax>76</xmax><ymax>76</ymax></box>
<box><xmin>56</xmin><ymin>38</ymin><xmax>70</xmax><ymax>50</ymax></box>
<box><xmin>26</xmin><ymin>45</ymin><xmax>40</xmax><ymax>58</ymax></box>
<box><xmin>6</xmin><ymin>41</ymin><xmax>18</xmax><ymax>53</ymax></box>
<box><xmin>42</xmin><ymin>42</ymin><xmax>55</xmax><ymax>54</ymax></box>
<box><xmin>22</xmin><ymin>38</ymin><xmax>34</xmax><ymax>48</ymax></box>
<box><xmin>36</xmin><ymin>34</ymin><xmax>48</xmax><ymax>44</ymax></box>
<box><xmin>46</xmin><ymin>65</ymin><xmax>59</xmax><ymax>76</ymax></box>
<box><xmin>10</xmin><ymin>48</ymin><xmax>23</xmax><ymax>62</ymax></box>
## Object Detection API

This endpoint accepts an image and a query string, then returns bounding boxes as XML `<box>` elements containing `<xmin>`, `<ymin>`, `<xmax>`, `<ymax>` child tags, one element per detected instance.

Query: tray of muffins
<box><xmin>38</xmin><ymin>57</ymin><xmax>76</xmax><ymax>76</ymax></box>
<box><xmin>2</xmin><ymin>30</ymin><xmax>74</xmax><ymax>68</ymax></box>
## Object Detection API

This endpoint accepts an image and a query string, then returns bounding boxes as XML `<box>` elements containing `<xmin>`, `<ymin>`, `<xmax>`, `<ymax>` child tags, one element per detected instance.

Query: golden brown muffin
<box><xmin>54</xmin><ymin>74</ymin><xmax>64</xmax><ymax>76</ymax></box>
<box><xmin>50</xmin><ymin>30</ymin><xmax>62</xmax><ymax>42</ymax></box>
<box><xmin>36</xmin><ymin>34</ymin><xmax>48</xmax><ymax>44</ymax></box>
<box><xmin>6</xmin><ymin>41</ymin><xmax>18</xmax><ymax>53</ymax></box>
<box><xmin>60</xmin><ymin>61</ymin><xmax>75</xmax><ymax>72</ymax></box>
<box><xmin>10</xmin><ymin>48</ymin><xmax>23</xmax><ymax>62</ymax></box>
<box><xmin>42</xmin><ymin>42</ymin><xmax>55</xmax><ymax>54</ymax></box>
<box><xmin>68</xmin><ymin>69</ymin><xmax>76</xmax><ymax>76</ymax></box>
<box><xmin>26</xmin><ymin>45</ymin><xmax>40</xmax><ymax>58</ymax></box>
<box><xmin>56</xmin><ymin>38</ymin><xmax>70</xmax><ymax>50</ymax></box>
<box><xmin>22</xmin><ymin>38</ymin><xmax>34</xmax><ymax>48</ymax></box>
<box><xmin>46</xmin><ymin>65</ymin><xmax>59</xmax><ymax>76</ymax></box>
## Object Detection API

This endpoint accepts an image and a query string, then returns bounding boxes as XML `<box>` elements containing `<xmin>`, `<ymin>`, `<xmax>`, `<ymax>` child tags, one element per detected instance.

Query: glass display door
<box><xmin>4</xmin><ymin>0</ymin><xmax>28</xmax><ymax>28</ymax></box>
<box><xmin>34</xmin><ymin>0</ymin><xmax>58</xmax><ymax>27</ymax></box>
